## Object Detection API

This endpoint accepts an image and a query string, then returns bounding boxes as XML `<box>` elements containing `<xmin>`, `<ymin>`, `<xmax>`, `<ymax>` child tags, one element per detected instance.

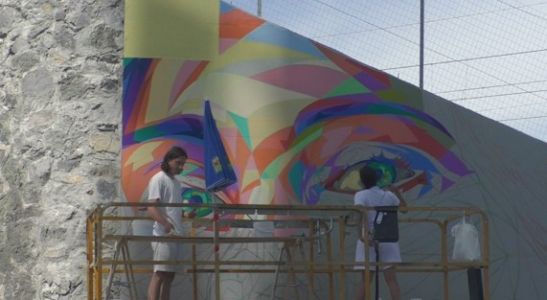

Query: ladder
<box><xmin>105</xmin><ymin>237</ymin><xmax>138</xmax><ymax>300</ymax></box>
<box><xmin>271</xmin><ymin>238</ymin><xmax>308</xmax><ymax>300</ymax></box>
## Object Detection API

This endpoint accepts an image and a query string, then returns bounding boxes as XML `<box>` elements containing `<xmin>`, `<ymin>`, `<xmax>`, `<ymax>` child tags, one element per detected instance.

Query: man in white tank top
<box><xmin>147</xmin><ymin>146</ymin><xmax>188</xmax><ymax>300</ymax></box>
<box><xmin>354</xmin><ymin>166</ymin><xmax>407</xmax><ymax>300</ymax></box>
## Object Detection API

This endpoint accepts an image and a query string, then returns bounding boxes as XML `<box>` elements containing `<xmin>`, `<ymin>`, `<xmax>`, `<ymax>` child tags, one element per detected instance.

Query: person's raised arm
<box><xmin>387</xmin><ymin>185</ymin><xmax>407</xmax><ymax>213</ymax></box>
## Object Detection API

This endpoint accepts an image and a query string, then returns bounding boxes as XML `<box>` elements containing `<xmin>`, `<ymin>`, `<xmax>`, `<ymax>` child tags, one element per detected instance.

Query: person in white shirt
<box><xmin>354</xmin><ymin>166</ymin><xmax>407</xmax><ymax>300</ymax></box>
<box><xmin>147</xmin><ymin>146</ymin><xmax>188</xmax><ymax>300</ymax></box>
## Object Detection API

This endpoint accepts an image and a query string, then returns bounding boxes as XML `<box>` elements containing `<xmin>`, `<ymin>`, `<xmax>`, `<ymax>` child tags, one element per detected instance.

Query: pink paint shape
<box><xmin>251</xmin><ymin>65</ymin><xmax>348</xmax><ymax>97</ymax></box>
<box><xmin>245</xmin><ymin>155</ymin><xmax>257</xmax><ymax>171</ymax></box>
<box><xmin>320</xmin><ymin>127</ymin><xmax>352</xmax><ymax>159</ymax></box>
<box><xmin>169</xmin><ymin>61</ymin><xmax>202</xmax><ymax>108</ymax></box>
<box><xmin>220</xmin><ymin>38</ymin><xmax>240</xmax><ymax>53</ymax></box>
<box><xmin>221</xmin><ymin>128</ymin><xmax>240</xmax><ymax>158</ymax></box>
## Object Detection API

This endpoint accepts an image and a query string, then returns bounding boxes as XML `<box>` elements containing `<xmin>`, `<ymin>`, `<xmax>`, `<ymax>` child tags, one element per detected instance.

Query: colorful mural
<box><xmin>121</xmin><ymin>2</ymin><xmax>471</xmax><ymax>209</ymax></box>
<box><xmin>121</xmin><ymin>2</ymin><xmax>547</xmax><ymax>299</ymax></box>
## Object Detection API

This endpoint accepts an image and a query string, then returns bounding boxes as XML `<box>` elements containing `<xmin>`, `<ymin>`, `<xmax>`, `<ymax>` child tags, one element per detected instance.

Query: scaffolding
<box><xmin>87</xmin><ymin>203</ymin><xmax>489</xmax><ymax>299</ymax></box>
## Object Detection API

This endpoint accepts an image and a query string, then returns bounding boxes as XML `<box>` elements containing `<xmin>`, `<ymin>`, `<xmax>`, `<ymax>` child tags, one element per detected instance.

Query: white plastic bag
<box><xmin>451</xmin><ymin>216</ymin><xmax>481</xmax><ymax>261</ymax></box>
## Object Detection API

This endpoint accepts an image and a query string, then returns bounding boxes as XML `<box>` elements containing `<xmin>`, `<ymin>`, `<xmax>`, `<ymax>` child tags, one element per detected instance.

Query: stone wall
<box><xmin>0</xmin><ymin>0</ymin><xmax>123</xmax><ymax>298</ymax></box>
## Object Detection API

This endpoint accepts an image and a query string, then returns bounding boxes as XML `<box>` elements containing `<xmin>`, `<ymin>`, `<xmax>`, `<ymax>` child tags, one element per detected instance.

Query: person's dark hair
<box><xmin>160</xmin><ymin>146</ymin><xmax>188</xmax><ymax>173</ymax></box>
<box><xmin>359</xmin><ymin>166</ymin><xmax>378</xmax><ymax>189</ymax></box>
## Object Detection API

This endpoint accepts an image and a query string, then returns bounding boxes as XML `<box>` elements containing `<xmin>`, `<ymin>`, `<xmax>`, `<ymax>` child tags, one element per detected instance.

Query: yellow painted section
<box><xmin>125</xmin><ymin>141</ymin><xmax>163</xmax><ymax>170</ymax></box>
<box><xmin>124</xmin><ymin>0</ymin><xmax>219</xmax><ymax>59</ymax></box>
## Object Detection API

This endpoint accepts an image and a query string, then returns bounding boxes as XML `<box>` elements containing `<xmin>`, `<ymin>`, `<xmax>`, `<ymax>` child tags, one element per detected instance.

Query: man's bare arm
<box><xmin>388</xmin><ymin>185</ymin><xmax>408</xmax><ymax>212</ymax></box>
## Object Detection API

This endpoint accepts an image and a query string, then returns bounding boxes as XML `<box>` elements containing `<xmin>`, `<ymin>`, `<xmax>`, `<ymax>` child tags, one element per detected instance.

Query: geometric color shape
<box><xmin>326</xmin><ymin>77</ymin><xmax>370</xmax><ymax>98</ymax></box>
<box><xmin>124</xmin><ymin>0</ymin><xmax>218</xmax><ymax>59</ymax></box>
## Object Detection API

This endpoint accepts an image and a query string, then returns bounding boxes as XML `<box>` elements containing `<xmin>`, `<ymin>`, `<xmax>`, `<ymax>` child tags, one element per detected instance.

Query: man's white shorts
<box><xmin>355</xmin><ymin>241</ymin><xmax>402</xmax><ymax>270</ymax></box>
<box><xmin>151</xmin><ymin>241</ymin><xmax>184</xmax><ymax>273</ymax></box>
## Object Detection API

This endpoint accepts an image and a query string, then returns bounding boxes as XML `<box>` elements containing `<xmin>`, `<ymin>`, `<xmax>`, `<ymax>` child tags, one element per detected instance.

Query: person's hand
<box><xmin>385</xmin><ymin>184</ymin><xmax>398</xmax><ymax>192</ymax></box>
<box><xmin>163</xmin><ymin>221</ymin><xmax>174</xmax><ymax>234</ymax></box>
<box><xmin>182</xmin><ymin>210</ymin><xmax>197</xmax><ymax>219</ymax></box>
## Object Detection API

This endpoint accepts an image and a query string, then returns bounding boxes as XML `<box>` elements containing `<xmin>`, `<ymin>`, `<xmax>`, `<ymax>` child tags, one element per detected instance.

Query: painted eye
<box><xmin>324</xmin><ymin>154</ymin><xmax>415</xmax><ymax>194</ymax></box>
<box><xmin>332</xmin><ymin>167</ymin><xmax>363</xmax><ymax>192</ymax></box>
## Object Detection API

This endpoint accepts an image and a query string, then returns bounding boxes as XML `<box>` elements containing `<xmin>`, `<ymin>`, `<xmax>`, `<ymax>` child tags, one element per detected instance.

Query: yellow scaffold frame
<box><xmin>87</xmin><ymin>203</ymin><xmax>489</xmax><ymax>300</ymax></box>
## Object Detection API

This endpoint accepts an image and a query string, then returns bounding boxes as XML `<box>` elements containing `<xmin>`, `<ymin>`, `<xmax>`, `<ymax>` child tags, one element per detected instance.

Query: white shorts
<box><xmin>354</xmin><ymin>241</ymin><xmax>401</xmax><ymax>270</ymax></box>
<box><xmin>151</xmin><ymin>241</ymin><xmax>183</xmax><ymax>273</ymax></box>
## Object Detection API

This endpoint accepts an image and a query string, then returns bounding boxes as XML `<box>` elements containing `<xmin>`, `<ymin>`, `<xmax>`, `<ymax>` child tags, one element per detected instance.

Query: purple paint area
<box><xmin>354</xmin><ymin>71</ymin><xmax>389</xmax><ymax>91</ymax></box>
<box><xmin>440</xmin><ymin>151</ymin><xmax>473</xmax><ymax>176</ymax></box>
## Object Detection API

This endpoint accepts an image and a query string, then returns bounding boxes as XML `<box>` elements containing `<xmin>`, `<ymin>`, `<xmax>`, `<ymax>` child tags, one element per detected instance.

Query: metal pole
<box><xmin>96</xmin><ymin>209</ymin><xmax>103</xmax><ymax>300</ymax></box>
<box><xmin>441</xmin><ymin>221</ymin><xmax>449</xmax><ymax>300</ymax></box>
<box><xmin>213</xmin><ymin>206</ymin><xmax>221</xmax><ymax>300</ymax></box>
<box><xmin>338</xmin><ymin>218</ymin><xmax>346</xmax><ymax>300</ymax></box>
<box><xmin>86</xmin><ymin>215</ymin><xmax>94</xmax><ymax>300</ymax></box>
<box><xmin>192</xmin><ymin>225</ymin><xmax>198</xmax><ymax>300</ymax></box>
<box><xmin>419</xmin><ymin>0</ymin><xmax>425</xmax><ymax>90</ymax></box>
<box><xmin>481</xmin><ymin>212</ymin><xmax>490</xmax><ymax>300</ymax></box>
<box><xmin>326</xmin><ymin>229</ymin><xmax>335</xmax><ymax>300</ymax></box>
<box><xmin>257</xmin><ymin>0</ymin><xmax>262</xmax><ymax>17</ymax></box>
<box><xmin>308</xmin><ymin>222</ymin><xmax>315</xmax><ymax>297</ymax></box>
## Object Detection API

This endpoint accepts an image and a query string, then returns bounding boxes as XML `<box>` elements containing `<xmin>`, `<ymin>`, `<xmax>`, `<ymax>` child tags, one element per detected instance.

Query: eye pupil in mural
<box><xmin>181</xmin><ymin>188</ymin><xmax>212</xmax><ymax>218</ymax></box>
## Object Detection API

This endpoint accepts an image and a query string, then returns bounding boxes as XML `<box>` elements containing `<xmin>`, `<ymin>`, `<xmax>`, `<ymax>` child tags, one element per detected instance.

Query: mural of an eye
<box><xmin>267</xmin><ymin>97</ymin><xmax>471</xmax><ymax>206</ymax></box>
<box><xmin>119</xmin><ymin>2</ymin><xmax>547</xmax><ymax>299</ymax></box>
<box><xmin>327</xmin><ymin>153</ymin><xmax>416</xmax><ymax>193</ymax></box>
<box><xmin>331</xmin><ymin>166</ymin><xmax>362</xmax><ymax>192</ymax></box>
<box><xmin>121</xmin><ymin>3</ymin><xmax>472</xmax><ymax>208</ymax></box>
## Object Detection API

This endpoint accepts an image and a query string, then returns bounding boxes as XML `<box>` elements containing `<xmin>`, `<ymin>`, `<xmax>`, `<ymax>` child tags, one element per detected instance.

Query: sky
<box><xmin>229</xmin><ymin>0</ymin><xmax>547</xmax><ymax>142</ymax></box>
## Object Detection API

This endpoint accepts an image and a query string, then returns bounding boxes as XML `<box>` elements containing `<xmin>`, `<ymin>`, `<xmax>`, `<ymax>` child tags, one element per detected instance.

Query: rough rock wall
<box><xmin>0</xmin><ymin>0</ymin><xmax>123</xmax><ymax>298</ymax></box>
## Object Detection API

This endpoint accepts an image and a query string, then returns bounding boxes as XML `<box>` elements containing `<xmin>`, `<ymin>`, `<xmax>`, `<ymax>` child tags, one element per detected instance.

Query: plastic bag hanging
<box><xmin>451</xmin><ymin>215</ymin><xmax>481</xmax><ymax>261</ymax></box>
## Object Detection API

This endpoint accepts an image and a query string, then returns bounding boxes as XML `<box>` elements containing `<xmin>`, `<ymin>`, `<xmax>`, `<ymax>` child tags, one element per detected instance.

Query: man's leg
<box><xmin>356</xmin><ymin>273</ymin><xmax>365</xmax><ymax>300</ymax></box>
<box><xmin>383</xmin><ymin>268</ymin><xmax>401</xmax><ymax>300</ymax></box>
<box><xmin>148</xmin><ymin>272</ymin><xmax>162</xmax><ymax>300</ymax></box>
<box><xmin>148</xmin><ymin>271</ymin><xmax>176</xmax><ymax>300</ymax></box>
<box><xmin>356</xmin><ymin>271</ymin><xmax>374</xmax><ymax>300</ymax></box>
<box><xmin>149</xmin><ymin>241</ymin><xmax>177</xmax><ymax>300</ymax></box>
<box><xmin>157</xmin><ymin>271</ymin><xmax>175</xmax><ymax>300</ymax></box>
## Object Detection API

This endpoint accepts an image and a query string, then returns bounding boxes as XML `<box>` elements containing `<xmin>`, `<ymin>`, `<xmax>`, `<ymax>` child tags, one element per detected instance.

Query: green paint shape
<box><xmin>134</xmin><ymin>126</ymin><xmax>163</xmax><ymax>142</ymax></box>
<box><xmin>181</xmin><ymin>162</ymin><xmax>199</xmax><ymax>176</ymax></box>
<box><xmin>123</xmin><ymin>58</ymin><xmax>133</xmax><ymax>67</ymax></box>
<box><xmin>376</xmin><ymin>79</ymin><xmax>423</xmax><ymax>109</ymax></box>
<box><xmin>326</xmin><ymin>77</ymin><xmax>369</xmax><ymax>97</ymax></box>
<box><xmin>229</xmin><ymin>111</ymin><xmax>252</xmax><ymax>149</ymax></box>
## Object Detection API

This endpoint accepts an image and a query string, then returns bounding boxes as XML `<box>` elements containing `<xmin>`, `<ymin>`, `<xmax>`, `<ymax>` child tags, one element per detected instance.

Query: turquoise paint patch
<box><xmin>288</xmin><ymin>161</ymin><xmax>305</xmax><ymax>199</ymax></box>
<box><xmin>229</xmin><ymin>111</ymin><xmax>252</xmax><ymax>149</ymax></box>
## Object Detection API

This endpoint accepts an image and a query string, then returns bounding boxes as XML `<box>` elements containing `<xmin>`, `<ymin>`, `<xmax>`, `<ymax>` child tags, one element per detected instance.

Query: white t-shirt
<box><xmin>354</xmin><ymin>186</ymin><xmax>402</xmax><ymax>266</ymax></box>
<box><xmin>354</xmin><ymin>186</ymin><xmax>400</xmax><ymax>230</ymax></box>
<box><xmin>148</xmin><ymin>171</ymin><xmax>184</xmax><ymax>236</ymax></box>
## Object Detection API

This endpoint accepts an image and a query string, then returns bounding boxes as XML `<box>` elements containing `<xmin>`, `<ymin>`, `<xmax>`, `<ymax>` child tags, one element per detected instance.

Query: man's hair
<box><xmin>359</xmin><ymin>166</ymin><xmax>378</xmax><ymax>189</ymax></box>
<box><xmin>160</xmin><ymin>146</ymin><xmax>188</xmax><ymax>173</ymax></box>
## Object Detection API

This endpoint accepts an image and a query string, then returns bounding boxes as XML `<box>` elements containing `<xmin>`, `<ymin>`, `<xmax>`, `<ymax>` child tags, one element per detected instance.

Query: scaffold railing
<box><xmin>87</xmin><ymin>203</ymin><xmax>489</xmax><ymax>300</ymax></box>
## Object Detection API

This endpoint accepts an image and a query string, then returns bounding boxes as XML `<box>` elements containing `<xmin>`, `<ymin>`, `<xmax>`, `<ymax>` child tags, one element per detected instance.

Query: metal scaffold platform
<box><xmin>87</xmin><ymin>203</ymin><xmax>489</xmax><ymax>300</ymax></box>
